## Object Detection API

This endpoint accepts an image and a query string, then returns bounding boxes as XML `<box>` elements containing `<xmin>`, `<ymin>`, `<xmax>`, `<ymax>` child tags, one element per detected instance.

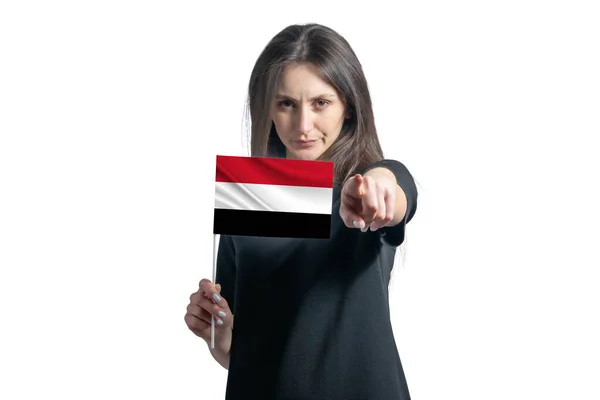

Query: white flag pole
<box><xmin>211</xmin><ymin>233</ymin><xmax>218</xmax><ymax>349</ymax></box>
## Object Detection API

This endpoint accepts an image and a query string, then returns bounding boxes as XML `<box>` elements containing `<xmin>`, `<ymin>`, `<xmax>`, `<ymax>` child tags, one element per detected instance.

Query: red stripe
<box><xmin>216</xmin><ymin>155</ymin><xmax>334</xmax><ymax>188</ymax></box>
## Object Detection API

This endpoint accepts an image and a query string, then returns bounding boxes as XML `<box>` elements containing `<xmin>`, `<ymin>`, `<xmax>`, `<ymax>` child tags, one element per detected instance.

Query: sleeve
<box><xmin>363</xmin><ymin>159</ymin><xmax>418</xmax><ymax>247</ymax></box>
<box><xmin>215</xmin><ymin>234</ymin><xmax>237</xmax><ymax>311</ymax></box>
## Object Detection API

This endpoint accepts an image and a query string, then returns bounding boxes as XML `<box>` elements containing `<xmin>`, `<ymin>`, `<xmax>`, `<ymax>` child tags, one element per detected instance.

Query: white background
<box><xmin>1</xmin><ymin>1</ymin><xmax>599</xmax><ymax>399</ymax></box>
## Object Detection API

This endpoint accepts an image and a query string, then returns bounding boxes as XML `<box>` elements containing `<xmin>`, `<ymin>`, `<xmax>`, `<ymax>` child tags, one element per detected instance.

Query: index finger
<box><xmin>342</xmin><ymin>174</ymin><xmax>366</xmax><ymax>198</ymax></box>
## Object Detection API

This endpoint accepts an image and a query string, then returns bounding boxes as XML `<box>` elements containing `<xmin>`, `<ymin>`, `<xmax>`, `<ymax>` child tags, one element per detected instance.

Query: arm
<box><xmin>364</xmin><ymin>159</ymin><xmax>418</xmax><ymax>246</ymax></box>
<box><xmin>363</xmin><ymin>166</ymin><xmax>408</xmax><ymax>227</ymax></box>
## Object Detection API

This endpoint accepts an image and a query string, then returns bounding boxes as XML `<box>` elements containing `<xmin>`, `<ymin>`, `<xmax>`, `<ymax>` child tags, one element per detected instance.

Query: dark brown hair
<box><xmin>245</xmin><ymin>23</ymin><xmax>384</xmax><ymax>184</ymax></box>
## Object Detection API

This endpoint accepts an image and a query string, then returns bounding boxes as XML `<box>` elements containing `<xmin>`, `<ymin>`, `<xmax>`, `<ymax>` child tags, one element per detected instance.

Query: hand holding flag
<box><xmin>184</xmin><ymin>280</ymin><xmax>233</xmax><ymax>352</ymax></box>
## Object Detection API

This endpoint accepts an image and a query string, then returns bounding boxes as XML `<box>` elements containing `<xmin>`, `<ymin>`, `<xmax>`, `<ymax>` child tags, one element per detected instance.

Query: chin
<box><xmin>288</xmin><ymin>149</ymin><xmax>324</xmax><ymax>161</ymax></box>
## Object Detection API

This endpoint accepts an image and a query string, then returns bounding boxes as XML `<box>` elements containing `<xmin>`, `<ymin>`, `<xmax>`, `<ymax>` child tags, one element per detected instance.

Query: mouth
<box><xmin>293</xmin><ymin>139</ymin><xmax>318</xmax><ymax>148</ymax></box>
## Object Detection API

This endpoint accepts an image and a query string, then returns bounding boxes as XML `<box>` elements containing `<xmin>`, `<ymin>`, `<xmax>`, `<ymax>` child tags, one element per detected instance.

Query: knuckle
<box><xmin>193</xmin><ymin>299</ymin><xmax>205</xmax><ymax>311</ymax></box>
<box><xmin>191</xmin><ymin>303</ymin><xmax>202</xmax><ymax>315</ymax></box>
<box><xmin>190</xmin><ymin>320</ymin><xmax>201</xmax><ymax>330</ymax></box>
<box><xmin>199</xmin><ymin>297</ymin><xmax>211</xmax><ymax>311</ymax></box>
<box><xmin>364</xmin><ymin>199</ymin><xmax>377</xmax><ymax>209</ymax></box>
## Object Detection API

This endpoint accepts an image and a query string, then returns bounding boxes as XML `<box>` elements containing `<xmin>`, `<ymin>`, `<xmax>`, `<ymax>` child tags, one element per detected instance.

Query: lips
<box><xmin>293</xmin><ymin>139</ymin><xmax>317</xmax><ymax>148</ymax></box>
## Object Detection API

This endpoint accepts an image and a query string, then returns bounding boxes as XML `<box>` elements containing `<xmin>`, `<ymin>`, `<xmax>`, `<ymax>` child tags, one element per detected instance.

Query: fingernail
<box><xmin>361</xmin><ymin>225</ymin><xmax>368</xmax><ymax>233</ymax></box>
<box><xmin>217</xmin><ymin>319</ymin><xmax>223</xmax><ymax>326</ymax></box>
<box><xmin>218</xmin><ymin>311</ymin><xmax>226</xmax><ymax>318</ymax></box>
<box><xmin>353</xmin><ymin>220</ymin><xmax>361</xmax><ymax>229</ymax></box>
<box><xmin>212</xmin><ymin>293</ymin><xmax>221</xmax><ymax>303</ymax></box>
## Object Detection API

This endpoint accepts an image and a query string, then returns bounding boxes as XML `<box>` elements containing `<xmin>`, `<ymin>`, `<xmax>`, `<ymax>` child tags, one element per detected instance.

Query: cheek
<box><xmin>271</xmin><ymin>115</ymin><xmax>287</xmax><ymax>138</ymax></box>
<box><xmin>319</xmin><ymin>114</ymin><xmax>344</xmax><ymax>138</ymax></box>
<box><xmin>272</xmin><ymin>113</ymin><xmax>290</xmax><ymax>129</ymax></box>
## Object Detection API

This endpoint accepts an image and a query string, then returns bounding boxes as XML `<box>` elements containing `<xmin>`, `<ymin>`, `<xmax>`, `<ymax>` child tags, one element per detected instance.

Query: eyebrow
<box><xmin>275</xmin><ymin>93</ymin><xmax>337</xmax><ymax>102</ymax></box>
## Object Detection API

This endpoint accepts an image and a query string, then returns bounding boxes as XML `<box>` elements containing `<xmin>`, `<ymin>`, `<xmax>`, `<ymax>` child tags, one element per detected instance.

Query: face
<box><xmin>270</xmin><ymin>63</ymin><xmax>347</xmax><ymax>160</ymax></box>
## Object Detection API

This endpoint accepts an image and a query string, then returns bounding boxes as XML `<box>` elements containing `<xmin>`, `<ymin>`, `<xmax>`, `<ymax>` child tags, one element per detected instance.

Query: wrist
<box><xmin>203</xmin><ymin>327</ymin><xmax>232</xmax><ymax>352</ymax></box>
<box><xmin>204</xmin><ymin>335</ymin><xmax>232</xmax><ymax>370</ymax></box>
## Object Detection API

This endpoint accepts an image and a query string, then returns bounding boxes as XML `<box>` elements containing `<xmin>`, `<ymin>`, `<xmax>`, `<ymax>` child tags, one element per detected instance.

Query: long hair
<box><xmin>245</xmin><ymin>23</ymin><xmax>384</xmax><ymax>185</ymax></box>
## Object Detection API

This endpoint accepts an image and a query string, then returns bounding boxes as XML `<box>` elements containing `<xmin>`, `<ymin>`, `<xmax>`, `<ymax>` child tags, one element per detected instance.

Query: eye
<box><xmin>314</xmin><ymin>99</ymin><xmax>330</xmax><ymax>108</ymax></box>
<box><xmin>278</xmin><ymin>100</ymin><xmax>294</xmax><ymax>108</ymax></box>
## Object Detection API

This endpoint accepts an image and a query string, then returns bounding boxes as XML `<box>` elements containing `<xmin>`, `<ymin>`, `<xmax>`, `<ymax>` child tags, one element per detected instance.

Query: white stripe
<box><xmin>215</xmin><ymin>182</ymin><xmax>332</xmax><ymax>214</ymax></box>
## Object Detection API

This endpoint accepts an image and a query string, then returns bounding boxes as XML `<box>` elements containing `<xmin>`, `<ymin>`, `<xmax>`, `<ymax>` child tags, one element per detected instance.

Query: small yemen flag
<box><xmin>213</xmin><ymin>155</ymin><xmax>334</xmax><ymax>239</ymax></box>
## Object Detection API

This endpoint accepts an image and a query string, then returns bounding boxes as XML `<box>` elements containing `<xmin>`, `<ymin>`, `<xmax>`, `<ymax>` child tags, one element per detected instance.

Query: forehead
<box><xmin>276</xmin><ymin>62</ymin><xmax>337</xmax><ymax>95</ymax></box>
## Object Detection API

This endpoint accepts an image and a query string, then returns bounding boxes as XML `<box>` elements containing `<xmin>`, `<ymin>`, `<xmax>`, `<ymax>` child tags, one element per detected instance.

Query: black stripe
<box><xmin>213</xmin><ymin>209</ymin><xmax>331</xmax><ymax>239</ymax></box>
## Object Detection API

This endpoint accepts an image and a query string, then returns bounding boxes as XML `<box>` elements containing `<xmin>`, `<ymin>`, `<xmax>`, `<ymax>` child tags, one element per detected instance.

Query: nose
<box><xmin>296</xmin><ymin>106</ymin><xmax>314</xmax><ymax>135</ymax></box>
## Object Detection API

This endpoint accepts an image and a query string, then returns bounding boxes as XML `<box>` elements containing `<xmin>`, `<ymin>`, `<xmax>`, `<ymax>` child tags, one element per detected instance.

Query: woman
<box><xmin>185</xmin><ymin>23</ymin><xmax>418</xmax><ymax>400</ymax></box>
